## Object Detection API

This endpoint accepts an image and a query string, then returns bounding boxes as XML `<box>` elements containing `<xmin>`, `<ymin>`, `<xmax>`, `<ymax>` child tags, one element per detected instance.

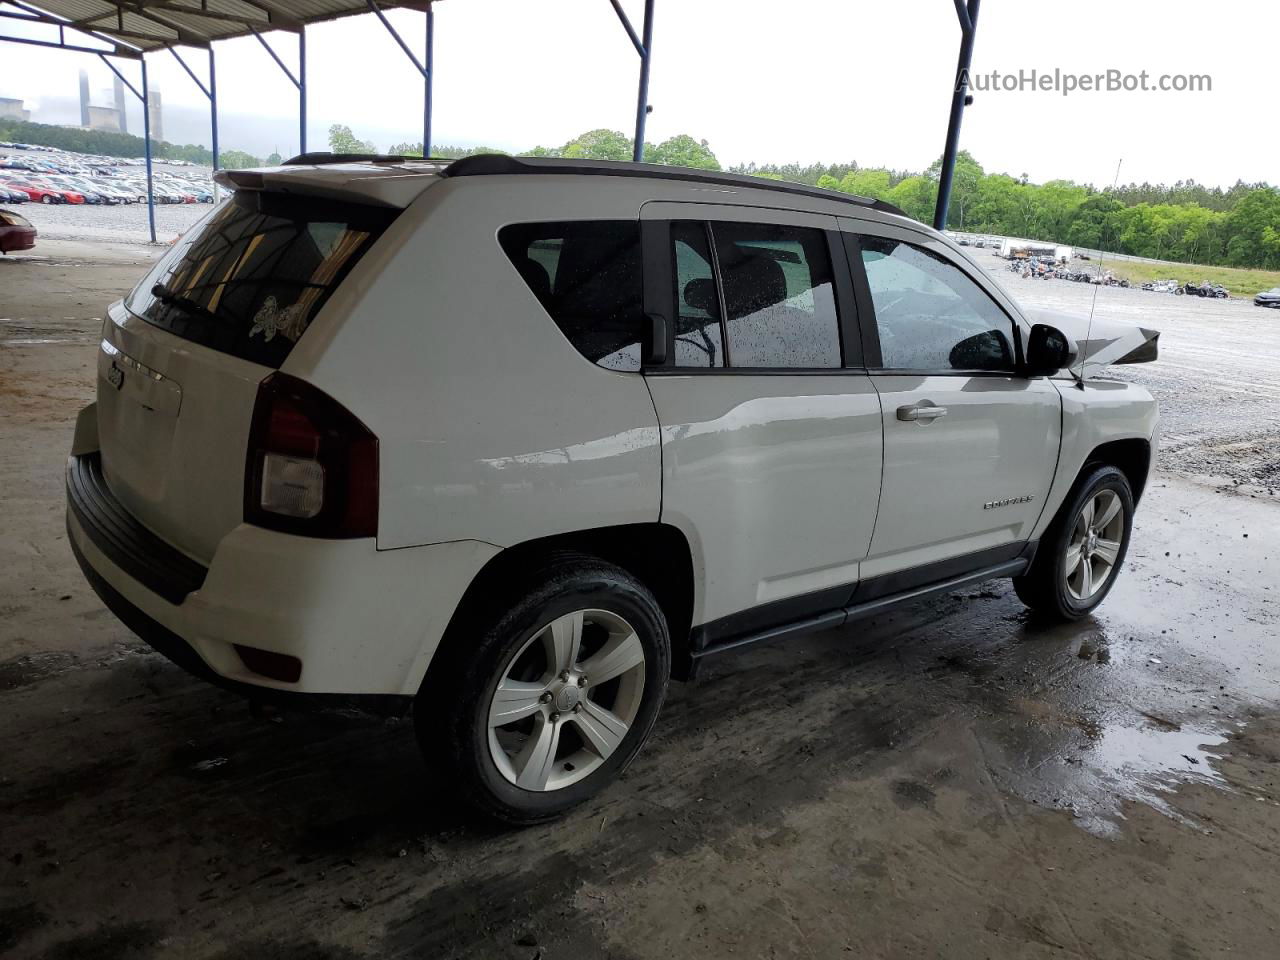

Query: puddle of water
<box><xmin>1052</xmin><ymin>719</ymin><xmax>1233</xmax><ymax>837</ymax></box>
<box><xmin>992</xmin><ymin>701</ymin><xmax>1236</xmax><ymax>838</ymax></box>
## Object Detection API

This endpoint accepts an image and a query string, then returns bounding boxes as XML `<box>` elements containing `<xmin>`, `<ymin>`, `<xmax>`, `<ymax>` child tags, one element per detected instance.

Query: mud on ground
<box><xmin>2</xmin><ymin>243</ymin><xmax>1278</xmax><ymax>959</ymax></box>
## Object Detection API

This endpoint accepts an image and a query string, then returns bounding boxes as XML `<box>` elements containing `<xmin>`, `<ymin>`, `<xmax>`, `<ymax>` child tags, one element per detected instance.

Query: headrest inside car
<box><xmin>683</xmin><ymin>277</ymin><xmax>717</xmax><ymax>314</ymax></box>
<box><xmin>722</xmin><ymin>254</ymin><xmax>787</xmax><ymax>320</ymax></box>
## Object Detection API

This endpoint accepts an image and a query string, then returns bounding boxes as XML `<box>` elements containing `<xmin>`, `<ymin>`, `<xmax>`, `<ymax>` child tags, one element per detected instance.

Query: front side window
<box><xmin>499</xmin><ymin>220</ymin><xmax>644</xmax><ymax>371</ymax></box>
<box><xmin>860</xmin><ymin>236</ymin><xmax>1015</xmax><ymax>372</ymax></box>
<box><xmin>710</xmin><ymin>222</ymin><xmax>841</xmax><ymax>368</ymax></box>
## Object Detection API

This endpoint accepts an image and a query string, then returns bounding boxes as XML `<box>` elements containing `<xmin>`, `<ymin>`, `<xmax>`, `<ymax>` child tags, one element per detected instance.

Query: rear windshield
<box><xmin>126</xmin><ymin>191</ymin><xmax>397</xmax><ymax>367</ymax></box>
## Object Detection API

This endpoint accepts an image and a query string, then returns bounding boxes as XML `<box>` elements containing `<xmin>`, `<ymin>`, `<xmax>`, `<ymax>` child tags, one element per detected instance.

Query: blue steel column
<box><xmin>141</xmin><ymin>56</ymin><xmax>156</xmax><ymax>244</ymax></box>
<box><xmin>934</xmin><ymin>0</ymin><xmax>980</xmax><ymax>230</ymax></box>
<box><xmin>298</xmin><ymin>28</ymin><xmax>307</xmax><ymax>154</ymax></box>
<box><xmin>209</xmin><ymin>46</ymin><xmax>219</xmax><ymax>172</ymax></box>
<box><xmin>423</xmin><ymin>3</ymin><xmax>433</xmax><ymax>157</ymax></box>
<box><xmin>631</xmin><ymin>0</ymin><xmax>654</xmax><ymax>162</ymax></box>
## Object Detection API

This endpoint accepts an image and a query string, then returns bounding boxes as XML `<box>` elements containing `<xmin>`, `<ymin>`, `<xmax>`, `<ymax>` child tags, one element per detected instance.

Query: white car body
<box><xmin>68</xmin><ymin>156</ymin><xmax>1159</xmax><ymax>707</ymax></box>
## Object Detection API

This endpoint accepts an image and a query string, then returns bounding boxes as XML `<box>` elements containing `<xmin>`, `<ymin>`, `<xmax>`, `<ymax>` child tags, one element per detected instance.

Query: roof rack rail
<box><xmin>442</xmin><ymin>154</ymin><xmax>909</xmax><ymax>219</ymax></box>
<box><xmin>282</xmin><ymin>151</ymin><xmax>425</xmax><ymax>166</ymax></box>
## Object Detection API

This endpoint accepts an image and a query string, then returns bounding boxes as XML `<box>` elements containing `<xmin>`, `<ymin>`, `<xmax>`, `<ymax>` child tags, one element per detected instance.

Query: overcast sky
<box><xmin>2</xmin><ymin>0</ymin><xmax>1275</xmax><ymax>188</ymax></box>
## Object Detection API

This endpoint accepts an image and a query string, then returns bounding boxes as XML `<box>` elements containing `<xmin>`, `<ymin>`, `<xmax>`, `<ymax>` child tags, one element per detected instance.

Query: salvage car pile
<box><xmin>1006</xmin><ymin>255</ymin><xmax>1240</xmax><ymax>300</ymax></box>
<box><xmin>1007</xmin><ymin>257</ymin><xmax>1131</xmax><ymax>287</ymax></box>
<box><xmin>1140</xmin><ymin>279</ymin><xmax>1231</xmax><ymax>298</ymax></box>
<box><xmin>0</xmin><ymin>142</ymin><xmax>214</xmax><ymax>206</ymax></box>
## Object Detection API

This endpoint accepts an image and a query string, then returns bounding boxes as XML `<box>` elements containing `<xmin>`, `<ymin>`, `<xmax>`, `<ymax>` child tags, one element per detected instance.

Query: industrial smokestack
<box><xmin>78</xmin><ymin>69</ymin><xmax>90</xmax><ymax>127</ymax></box>
<box><xmin>147</xmin><ymin>87</ymin><xmax>163</xmax><ymax>143</ymax></box>
<box><xmin>113</xmin><ymin>74</ymin><xmax>127</xmax><ymax>134</ymax></box>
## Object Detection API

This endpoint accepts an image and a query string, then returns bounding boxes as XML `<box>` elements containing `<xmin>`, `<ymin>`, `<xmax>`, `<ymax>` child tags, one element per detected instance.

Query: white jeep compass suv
<box><xmin>67</xmin><ymin>154</ymin><xmax>1160</xmax><ymax>822</ymax></box>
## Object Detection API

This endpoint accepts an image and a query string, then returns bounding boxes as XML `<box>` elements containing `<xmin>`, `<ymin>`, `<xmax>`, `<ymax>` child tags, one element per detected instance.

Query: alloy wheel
<box><xmin>1064</xmin><ymin>489</ymin><xmax>1125</xmax><ymax>601</ymax></box>
<box><xmin>488</xmin><ymin>609</ymin><xmax>646</xmax><ymax>792</ymax></box>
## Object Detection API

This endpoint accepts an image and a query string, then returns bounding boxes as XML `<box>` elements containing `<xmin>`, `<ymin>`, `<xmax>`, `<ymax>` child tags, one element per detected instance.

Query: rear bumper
<box><xmin>67</xmin><ymin>437</ymin><xmax>500</xmax><ymax>700</ymax></box>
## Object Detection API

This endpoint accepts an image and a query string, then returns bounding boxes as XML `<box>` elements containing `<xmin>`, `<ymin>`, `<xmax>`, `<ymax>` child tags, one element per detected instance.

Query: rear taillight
<box><xmin>244</xmin><ymin>373</ymin><xmax>378</xmax><ymax>538</ymax></box>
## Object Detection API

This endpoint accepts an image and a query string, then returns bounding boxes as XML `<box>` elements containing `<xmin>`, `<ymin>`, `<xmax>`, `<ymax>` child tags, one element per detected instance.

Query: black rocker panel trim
<box><xmin>690</xmin><ymin>541</ymin><xmax>1038</xmax><ymax>661</ymax></box>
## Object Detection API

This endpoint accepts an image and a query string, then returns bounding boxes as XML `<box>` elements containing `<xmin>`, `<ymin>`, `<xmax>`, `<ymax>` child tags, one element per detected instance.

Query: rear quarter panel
<box><xmin>283</xmin><ymin>176</ymin><xmax>664</xmax><ymax>550</ymax></box>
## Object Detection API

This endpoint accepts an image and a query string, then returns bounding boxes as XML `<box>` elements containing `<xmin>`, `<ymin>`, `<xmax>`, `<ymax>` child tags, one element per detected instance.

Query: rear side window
<box><xmin>127</xmin><ymin>191</ymin><xmax>396</xmax><ymax>368</ymax></box>
<box><xmin>499</xmin><ymin>221</ymin><xmax>644</xmax><ymax>372</ymax></box>
<box><xmin>671</xmin><ymin>222</ymin><xmax>726</xmax><ymax>368</ymax></box>
<box><xmin>710</xmin><ymin>221</ymin><xmax>841</xmax><ymax>368</ymax></box>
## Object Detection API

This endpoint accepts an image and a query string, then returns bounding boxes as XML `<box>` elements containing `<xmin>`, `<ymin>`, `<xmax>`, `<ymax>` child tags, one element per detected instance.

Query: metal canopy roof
<box><xmin>8</xmin><ymin>0</ymin><xmax>430</xmax><ymax>55</ymax></box>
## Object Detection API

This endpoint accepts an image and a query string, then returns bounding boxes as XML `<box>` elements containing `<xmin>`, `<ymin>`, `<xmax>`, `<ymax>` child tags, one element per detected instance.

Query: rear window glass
<box><xmin>498</xmin><ymin>221</ymin><xmax>644</xmax><ymax>372</ymax></box>
<box><xmin>126</xmin><ymin>191</ymin><xmax>397</xmax><ymax>367</ymax></box>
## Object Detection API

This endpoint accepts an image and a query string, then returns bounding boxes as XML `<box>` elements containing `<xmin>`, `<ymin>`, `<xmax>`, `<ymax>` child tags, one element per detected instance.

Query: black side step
<box><xmin>690</xmin><ymin>559</ymin><xmax>1029</xmax><ymax>661</ymax></box>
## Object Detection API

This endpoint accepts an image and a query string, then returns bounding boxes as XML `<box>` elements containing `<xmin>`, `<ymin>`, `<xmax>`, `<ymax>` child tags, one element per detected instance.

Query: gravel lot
<box><xmin>1</xmin><ymin>239</ymin><xmax>1277</xmax><ymax>960</ymax></box>
<box><xmin>17</xmin><ymin>196</ymin><xmax>213</xmax><ymax>245</ymax></box>
<box><xmin>994</xmin><ymin>265</ymin><xmax>1280</xmax><ymax>494</ymax></box>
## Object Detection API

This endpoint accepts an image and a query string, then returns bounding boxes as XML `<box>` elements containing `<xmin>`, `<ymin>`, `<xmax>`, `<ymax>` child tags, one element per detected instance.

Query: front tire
<box><xmin>1014</xmin><ymin>465</ymin><xmax>1134</xmax><ymax>620</ymax></box>
<box><xmin>420</xmin><ymin>557</ymin><xmax>671</xmax><ymax>824</ymax></box>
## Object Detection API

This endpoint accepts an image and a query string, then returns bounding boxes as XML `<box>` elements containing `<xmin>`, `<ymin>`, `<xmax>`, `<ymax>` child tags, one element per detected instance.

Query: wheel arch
<box><xmin>1083</xmin><ymin>437</ymin><xmax>1152</xmax><ymax>504</ymax></box>
<box><xmin>422</xmin><ymin>523</ymin><xmax>698</xmax><ymax>697</ymax></box>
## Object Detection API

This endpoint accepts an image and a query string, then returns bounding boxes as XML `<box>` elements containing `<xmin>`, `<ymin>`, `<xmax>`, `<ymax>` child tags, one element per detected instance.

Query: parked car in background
<box><xmin>71</xmin><ymin>177</ymin><xmax>123</xmax><ymax>204</ymax></box>
<box><xmin>95</xmin><ymin>181</ymin><xmax>136</xmax><ymax>204</ymax></box>
<box><xmin>0</xmin><ymin>208</ymin><xmax>36</xmax><ymax>253</ymax></box>
<box><xmin>67</xmin><ymin>154</ymin><xmax>1162</xmax><ymax>824</ymax></box>
<box><xmin>4</xmin><ymin>179</ymin><xmax>70</xmax><ymax>204</ymax></box>
<box><xmin>0</xmin><ymin>182</ymin><xmax>31</xmax><ymax>204</ymax></box>
<box><xmin>1255</xmin><ymin>287</ymin><xmax>1280</xmax><ymax>308</ymax></box>
<box><xmin>30</xmin><ymin>178</ymin><xmax>86</xmax><ymax>204</ymax></box>
<box><xmin>48</xmin><ymin>176</ymin><xmax>105</xmax><ymax>204</ymax></box>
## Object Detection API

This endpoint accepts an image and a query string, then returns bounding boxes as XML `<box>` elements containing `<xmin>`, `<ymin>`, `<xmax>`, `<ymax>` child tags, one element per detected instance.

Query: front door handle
<box><xmin>897</xmin><ymin>401</ymin><xmax>948</xmax><ymax>422</ymax></box>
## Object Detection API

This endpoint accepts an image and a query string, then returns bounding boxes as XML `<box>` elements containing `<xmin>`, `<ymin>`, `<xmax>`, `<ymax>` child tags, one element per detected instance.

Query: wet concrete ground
<box><xmin>2</xmin><ymin>243</ymin><xmax>1279</xmax><ymax>959</ymax></box>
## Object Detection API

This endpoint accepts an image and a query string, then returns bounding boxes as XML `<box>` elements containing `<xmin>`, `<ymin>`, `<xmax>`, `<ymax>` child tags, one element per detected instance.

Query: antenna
<box><xmin>1081</xmin><ymin>158</ymin><xmax>1123</xmax><ymax>387</ymax></box>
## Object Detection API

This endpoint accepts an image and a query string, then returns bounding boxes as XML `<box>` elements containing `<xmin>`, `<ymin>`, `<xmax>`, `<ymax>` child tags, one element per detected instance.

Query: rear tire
<box><xmin>418</xmin><ymin>556</ymin><xmax>671</xmax><ymax>824</ymax></box>
<box><xmin>1013</xmin><ymin>465</ymin><xmax>1134</xmax><ymax>621</ymax></box>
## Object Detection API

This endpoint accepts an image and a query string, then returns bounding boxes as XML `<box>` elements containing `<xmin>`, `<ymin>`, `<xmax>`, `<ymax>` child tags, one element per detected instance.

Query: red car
<box><xmin>0</xmin><ymin>209</ymin><xmax>37</xmax><ymax>253</ymax></box>
<box><xmin>6</xmin><ymin>179</ymin><xmax>83</xmax><ymax>204</ymax></box>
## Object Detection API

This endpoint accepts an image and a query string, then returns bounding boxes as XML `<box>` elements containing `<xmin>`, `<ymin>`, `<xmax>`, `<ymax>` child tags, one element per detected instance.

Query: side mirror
<box><xmin>1024</xmin><ymin>323</ymin><xmax>1074</xmax><ymax>377</ymax></box>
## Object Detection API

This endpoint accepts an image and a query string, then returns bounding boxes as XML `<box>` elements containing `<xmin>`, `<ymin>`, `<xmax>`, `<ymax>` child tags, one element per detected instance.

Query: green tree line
<box><xmin>6</xmin><ymin>115</ymin><xmax>1276</xmax><ymax>270</ymax></box>
<box><xmin>795</xmin><ymin>152</ymin><xmax>1279</xmax><ymax>270</ymax></box>
<box><xmin>383</xmin><ymin>126</ymin><xmax>720</xmax><ymax>171</ymax></box>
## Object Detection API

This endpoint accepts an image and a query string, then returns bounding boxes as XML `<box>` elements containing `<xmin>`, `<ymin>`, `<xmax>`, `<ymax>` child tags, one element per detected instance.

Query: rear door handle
<box><xmin>897</xmin><ymin>401</ymin><xmax>948</xmax><ymax>422</ymax></box>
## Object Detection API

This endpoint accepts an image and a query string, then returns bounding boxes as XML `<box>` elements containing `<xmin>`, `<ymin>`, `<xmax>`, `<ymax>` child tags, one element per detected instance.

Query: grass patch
<box><xmin>1098</xmin><ymin>259</ymin><xmax>1280</xmax><ymax>300</ymax></box>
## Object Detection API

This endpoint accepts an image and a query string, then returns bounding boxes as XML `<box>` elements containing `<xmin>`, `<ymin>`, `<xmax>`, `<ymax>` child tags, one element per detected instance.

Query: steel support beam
<box><xmin>168</xmin><ymin>45</ymin><xmax>219</xmax><ymax>197</ymax></box>
<box><xmin>141</xmin><ymin>56</ymin><xmax>156</xmax><ymax>243</ymax></box>
<box><xmin>423</xmin><ymin>2</ymin><xmax>433</xmax><ymax>156</ymax></box>
<box><xmin>367</xmin><ymin>0</ymin><xmax>432</xmax><ymax>156</ymax></box>
<box><xmin>251</xmin><ymin>27</ymin><xmax>305</xmax><ymax>153</ymax></box>
<box><xmin>0</xmin><ymin>4</ymin><xmax>164</xmax><ymax>47</ymax></box>
<box><xmin>934</xmin><ymin>0</ymin><xmax>980</xmax><ymax>231</ymax></box>
<box><xmin>209</xmin><ymin>47</ymin><xmax>219</xmax><ymax>174</ymax></box>
<box><xmin>609</xmin><ymin>0</ymin><xmax>654</xmax><ymax>162</ymax></box>
<box><xmin>0</xmin><ymin>24</ymin><xmax>138</xmax><ymax>58</ymax></box>
<box><xmin>298</xmin><ymin>28</ymin><xmax>306</xmax><ymax>153</ymax></box>
<box><xmin>98</xmin><ymin>52</ymin><xmax>155</xmax><ymax>240</ymax></box>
